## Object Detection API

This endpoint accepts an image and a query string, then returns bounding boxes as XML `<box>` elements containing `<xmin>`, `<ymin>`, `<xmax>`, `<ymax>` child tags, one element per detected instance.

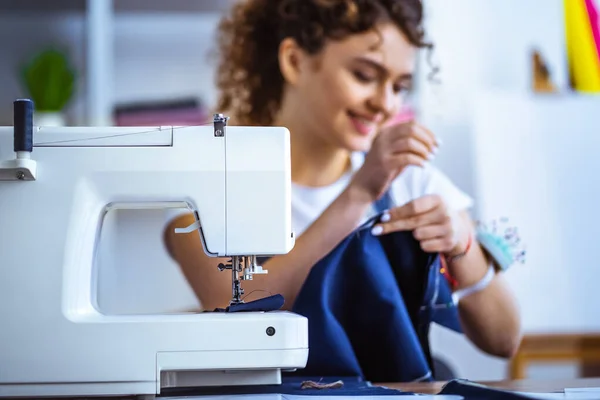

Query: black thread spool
<box><xmin>14</xmin><ymin>99</ymin><xmax>34</xmax><ymax>153</ymax></box>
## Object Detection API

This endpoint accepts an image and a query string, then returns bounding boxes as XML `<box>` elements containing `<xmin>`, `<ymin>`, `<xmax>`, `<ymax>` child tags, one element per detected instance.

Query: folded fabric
<box><xmin>440</xmin><ymin>379</ymin><xmax>541</xmax><ymax>400</ymax></box>
<box><xmin>290</xmin><ymin>191</ymin><xmax>462</xmax><ymax>383</ymax></box>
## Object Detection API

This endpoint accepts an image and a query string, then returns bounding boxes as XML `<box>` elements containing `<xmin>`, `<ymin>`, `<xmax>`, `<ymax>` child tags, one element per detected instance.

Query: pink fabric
<box><xmin>584</xmin><ymin>0</ymin><xmax>600</xmax><ymax>65</ymax></box>
<box><xmin>385</xmin><ymin>107</ymin><xmax>415</xmax><ymax>128</ymax></box>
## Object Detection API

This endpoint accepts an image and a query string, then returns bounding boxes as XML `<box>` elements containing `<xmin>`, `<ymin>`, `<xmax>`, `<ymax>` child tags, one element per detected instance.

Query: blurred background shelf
<box><xmin>0</xmin><ymin>0</ymin><xmax>235</xmax><ymax>13</ymax></box>
<box><xmin>0</xmin><ymin>0</ymin><xmax>85</xmax><ymax>13</ymax></box>
<box><xmin>0</xmin><ymin>0</ymin><xmax>234</xmax><ymax>126</ymax></box>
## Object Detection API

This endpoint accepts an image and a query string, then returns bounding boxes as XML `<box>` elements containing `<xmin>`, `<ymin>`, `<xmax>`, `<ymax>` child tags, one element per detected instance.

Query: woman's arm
<box><xmin>164</xmin><ymin>183</ymin><xmax>374</xmax><ymax>311</ymax></box>
<box><xmin>448</xmin><ymin>211</ymin><xmax>522</xmax><ymax>358</ymax></box>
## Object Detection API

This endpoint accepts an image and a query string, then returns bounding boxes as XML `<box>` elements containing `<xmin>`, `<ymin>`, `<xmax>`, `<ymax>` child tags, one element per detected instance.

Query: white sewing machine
<box><xmin>0</xmin><ymin>100</ymin><xmax>309</xmax><ymax>398</ymax></box>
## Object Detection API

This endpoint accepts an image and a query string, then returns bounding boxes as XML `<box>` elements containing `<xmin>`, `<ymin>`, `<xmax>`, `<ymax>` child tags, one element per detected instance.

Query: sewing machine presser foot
<box><xmin>218</xmin><ymin>255</ymin><xmax>268</xmax><ymax>305</ymax></box>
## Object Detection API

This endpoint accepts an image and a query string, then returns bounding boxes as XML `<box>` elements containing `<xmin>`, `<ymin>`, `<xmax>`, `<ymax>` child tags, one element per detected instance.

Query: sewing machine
<box><xmin>0</xmin><ymin>99</ymin><xmax>309</xmax><ymax>398</ymax></box>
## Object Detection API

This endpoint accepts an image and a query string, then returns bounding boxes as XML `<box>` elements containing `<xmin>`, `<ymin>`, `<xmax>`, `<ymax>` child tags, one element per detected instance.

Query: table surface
<box><xmin>378</xmin><ymin>378</ymin><xmax>600</xmax><ymax>395</ymax></box>
<box><xmin>7</xmin><ymin>378</ymin><xmax>600</xmax><ymax>399</ymax></box>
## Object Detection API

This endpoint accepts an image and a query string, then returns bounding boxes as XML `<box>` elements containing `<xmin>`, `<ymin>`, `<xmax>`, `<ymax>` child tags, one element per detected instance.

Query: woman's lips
<box><xmin>348</xmin><ymin>112</ymin><xmax>377</xmax><ymax>136</ymax></box>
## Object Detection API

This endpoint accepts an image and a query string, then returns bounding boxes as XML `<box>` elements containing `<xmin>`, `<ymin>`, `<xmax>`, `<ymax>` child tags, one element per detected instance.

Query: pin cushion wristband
<box><xmin>440</xmin><ymin>217</ymin><xmax>526</xmax><ymax>293</ymax></box>
<box><xmin>475</xmin><ymin>217</ymin><xmax>527</xmax><ymax>272</ymax></box>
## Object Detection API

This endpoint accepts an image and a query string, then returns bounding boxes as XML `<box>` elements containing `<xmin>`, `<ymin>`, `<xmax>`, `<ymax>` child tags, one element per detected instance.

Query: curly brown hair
<box><xmin>213</xmin><ymin>0</ymin><xmax>432</xmax><ymax>126</ymax></box>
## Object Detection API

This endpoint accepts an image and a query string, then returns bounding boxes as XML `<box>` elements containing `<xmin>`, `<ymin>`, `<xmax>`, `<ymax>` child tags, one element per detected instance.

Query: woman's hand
<box><xmin>349</xmin><ymin>122</ymin><xmax>439</xmax><ymax>203</ymax></box>
<box><xmin>371</xmin><ymin>194</ymin><xmax>470</xmax><ymax>256</ymax></box>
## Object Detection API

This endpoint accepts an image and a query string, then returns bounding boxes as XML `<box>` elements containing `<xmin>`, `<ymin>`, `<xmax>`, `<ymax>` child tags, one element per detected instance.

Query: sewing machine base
<box><xmin>0</xmin><ymin>310</ymin><xmax>308</xmax><ymax>398</ymax></box>
<box><xmin>0</xmin><ymin>365</ymin><xmax>302</xmax><ymax>398</ymax></box>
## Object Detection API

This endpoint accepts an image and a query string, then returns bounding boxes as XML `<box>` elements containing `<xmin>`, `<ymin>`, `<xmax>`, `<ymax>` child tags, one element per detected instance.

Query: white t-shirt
<box><xmin>290</xmin><ymin>152</ymin><xmax>473</xmax><ymax>236</ymax></box>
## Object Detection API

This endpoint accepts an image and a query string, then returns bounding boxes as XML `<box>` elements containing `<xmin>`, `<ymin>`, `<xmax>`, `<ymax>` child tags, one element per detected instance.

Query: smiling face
<box><xmin>279</xmin><ymin>22</ymin><xmax>417</xmax><ymax>152</ymax></box>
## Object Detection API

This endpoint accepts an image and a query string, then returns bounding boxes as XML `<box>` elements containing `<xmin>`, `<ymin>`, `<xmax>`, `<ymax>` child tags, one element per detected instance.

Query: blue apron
<box><xmin>288</xmin><ymin>190</ymin><xmax>463</xmax><ymax>383</ymax></box>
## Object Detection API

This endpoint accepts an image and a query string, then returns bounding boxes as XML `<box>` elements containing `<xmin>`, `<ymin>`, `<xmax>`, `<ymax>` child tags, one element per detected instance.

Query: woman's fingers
<box><xmin>413</xmin><ymin>223</ymin><xmax>453</xmax><ymax>241</ymax></box>
<box><xmin>384</xmin><ymin>121</ymin><xmax>438</xmax><ymax>156</ymax></box>
<box><xmin>412</xmin><ymin>122</ymin><xmax>441</xmax><ymax>149</ymax></box>
<box><xmin>388</xmin><ymin>136</ymin><xmax>434</xmax><ymax>161</ymax></box>
<box><xmin>419</xmin><ymin>237</ymin><xmax>455</xmax><ymax>253</ymax></box>
<box><xmin>372</xmin><ymin>196</ymin><xmax>446</xmax><ymax>235</ymax></box>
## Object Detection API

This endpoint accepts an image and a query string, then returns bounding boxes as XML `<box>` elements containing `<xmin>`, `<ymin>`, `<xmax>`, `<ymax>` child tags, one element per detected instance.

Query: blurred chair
<box><xmin>510</xmin><ymin>333</ymin><xmax>600</xmax><ymax>379</ymax></box>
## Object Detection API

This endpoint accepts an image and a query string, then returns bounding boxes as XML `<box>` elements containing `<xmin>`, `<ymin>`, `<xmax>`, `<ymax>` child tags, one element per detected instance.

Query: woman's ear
<box><xmin>278</xmin><ymin>37</ymin><xmax>307</xmax><ymax>86</ymax></box>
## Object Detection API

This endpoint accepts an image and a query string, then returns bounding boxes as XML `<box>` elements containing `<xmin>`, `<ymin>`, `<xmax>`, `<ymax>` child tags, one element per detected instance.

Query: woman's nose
<box><xmin>369</xmin><ymin>84</ymin><xmax>399</xmax><ymax>117</ymax></box>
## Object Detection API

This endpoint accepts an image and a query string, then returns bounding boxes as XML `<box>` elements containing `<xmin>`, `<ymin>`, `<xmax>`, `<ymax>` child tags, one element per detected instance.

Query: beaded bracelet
<box><xmin>439</xmin><ymin>231</ymin><xmax>473</xmax><ymax>289</ymax></box>
<box><xmin>446</xmin><ymin>231</ymin><xmax>473</xmax><ymax>263</ymax></box>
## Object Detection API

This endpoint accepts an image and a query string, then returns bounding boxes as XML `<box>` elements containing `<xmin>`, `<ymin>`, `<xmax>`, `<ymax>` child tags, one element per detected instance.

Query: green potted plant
<box><xmin>20</xmin><ymin>48</ymin><xmax>76</xmax><ymax>126</ymax></box>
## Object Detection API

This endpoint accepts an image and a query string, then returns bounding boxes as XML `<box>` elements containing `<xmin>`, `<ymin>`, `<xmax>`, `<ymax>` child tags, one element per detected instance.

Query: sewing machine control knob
<box><xmin>217</xmin><ymin>262</ymin><xmax>232</xmax><ymax>271</ymax></box>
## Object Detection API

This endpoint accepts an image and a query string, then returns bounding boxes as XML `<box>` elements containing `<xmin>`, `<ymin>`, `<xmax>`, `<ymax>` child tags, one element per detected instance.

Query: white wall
<box><xmin>416</xmin><ymin>0</ymin><xmax>568</xmax><ymax>203</ymax></box>
<box><xmin>472</xmin><ymin>91</ymin><xmax>600</xmax><ymax>334</ymax></box>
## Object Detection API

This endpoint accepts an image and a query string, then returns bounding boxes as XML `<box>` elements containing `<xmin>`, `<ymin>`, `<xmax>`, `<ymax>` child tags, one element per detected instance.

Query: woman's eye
<box><xmin>353</xmin><ymin>70</ymin><xmax>375</xmax><ymax>82</ymax></box>
<box><xmin>394</xmin><ymin>83</ymin><xmax>412</xmax><ymax>94</ymax></box>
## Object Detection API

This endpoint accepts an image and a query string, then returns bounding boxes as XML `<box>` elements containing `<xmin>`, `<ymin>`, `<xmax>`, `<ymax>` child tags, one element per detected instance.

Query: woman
<box><xmin>164</xmin><ymin>0</ymin><xmax>521</xmax><ymax>359</ymax></box>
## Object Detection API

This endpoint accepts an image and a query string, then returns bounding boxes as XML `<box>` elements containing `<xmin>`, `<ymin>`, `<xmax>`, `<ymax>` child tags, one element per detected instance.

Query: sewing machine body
<box><xmin>0</xmin><ymin>112</ymin><xmax>308</xmax><ymax>397</ymax></box>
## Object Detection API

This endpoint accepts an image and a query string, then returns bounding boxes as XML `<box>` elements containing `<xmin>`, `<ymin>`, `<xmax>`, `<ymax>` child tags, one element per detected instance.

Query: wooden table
<box><xmin>379</xmin><ymin>378</ymin><xmax>600</xmax><ymax>395</ymax></box>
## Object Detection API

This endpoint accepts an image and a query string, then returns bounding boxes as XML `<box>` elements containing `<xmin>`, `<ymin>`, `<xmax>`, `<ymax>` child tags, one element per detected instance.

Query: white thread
<box><xmin>452</xmin><ymin>264</ymin><xmax>495</xmax><ymax>303</ymax></box>
<box><xmin>32</xmin><ymin>123</ymin><xmax>213</xmax><ymax>146</ymax></box>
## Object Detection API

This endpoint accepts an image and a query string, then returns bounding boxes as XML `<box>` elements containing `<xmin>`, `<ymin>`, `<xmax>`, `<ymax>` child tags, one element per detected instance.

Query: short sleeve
<box><xmin>390</xmin><ymin>164</ymin><xmax>474</xmax><ymax>212</ymax></box>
